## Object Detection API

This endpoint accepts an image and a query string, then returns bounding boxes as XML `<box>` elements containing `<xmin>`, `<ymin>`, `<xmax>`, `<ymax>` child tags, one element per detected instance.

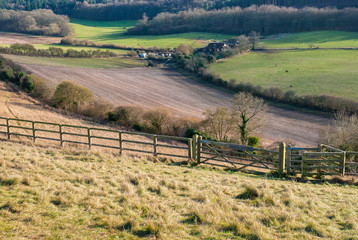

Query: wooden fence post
<box><xmin>301</xmin><ymin>153</ymin><xmax>305</xmax><ymax>178</ymax></box>
<box><xmin>88</xmin><ymin>128</ymin><xmax>91</xmax><ymax>150</ymax></box>
<box><xmin>197</xmin><ymin>135</ymin><xmax>202</xmax><ymax>164</ymax></box>
<box><xmin>119</xmin><ymin>132</ymin><xmax>122</xmax><ymax>155</ymax></box>
<box><xmin>6</xmin><ymin>118</ymin><xmax>10</xmax><ymax>140</ymax></box>
<box><xmin>286</xmin><ymin>144</ymin><xmax>291</xmax><ymax>174</ymax></box>
<box><xmin>342</xmin><ymin>151</ymin><xmax>346</xmax><ymax>176</ymax></box>
<box><xmin>192</xmin><ymin>134</ymin><xmax>198</xmax><ymax>161</ymax></box>
<box><xmin>188</xmin><ymin>138</ymin><xmax>193</xmax><ymax>160</ymax></box>
<box><xmin>278</xmin><ymin>142</ymin><xmax>286</xmax><ymax>176</ymax></box>
<box><xmin>59</xmin><ymin>125</ymin><xmax>63</xmax><ymax>147</ymax></box>
<box><xmin>153</xmin><ymin>135</ymin><xmax>158</xmax><ymax>156</ymax></box>
<box><xmin>32</xmin><ymin>122</ymin><xmax>36</xmax><ymax>143</ymax></box>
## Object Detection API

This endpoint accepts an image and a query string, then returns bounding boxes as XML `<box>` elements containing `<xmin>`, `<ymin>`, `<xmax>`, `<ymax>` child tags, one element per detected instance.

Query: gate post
<box><xmin>278</xmin><ymin>142</ymin><xmax>286</xmax><ymax>176</ymax></box>
<box><xmin>342</xmin><ymin>151</ymin><xmax>346</xmax><ymax>176</ymax></box>
<box><xmin>286</xmin><ymin>144</ymin><xmax>291</xmax><ymax>174</ymax></box>
<box><xmin>197</xmin><ymin>135</ymin><xmax>202</xmax><ymax>164</ymax></box>
<box><xmin>192</xmin><ymin>134</ymin><xmax>198</xmax><ymax>161</ymax></box>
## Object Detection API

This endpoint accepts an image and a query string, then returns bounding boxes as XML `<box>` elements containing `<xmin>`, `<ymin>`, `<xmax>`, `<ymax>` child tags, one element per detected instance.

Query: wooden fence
<box><xmin>1</xmin><ymin>116</ymin><xmax>357</xmax><ymax>178</ymax></box>
<box><xmin>0</xmin><ymin>117</ymin><xmax>192</xmax><ymax>160</ymax></box>
<box><xmin>286</xmin><ymin>144</ymin><xmax>358</xmax><ymax>177</ymax></box>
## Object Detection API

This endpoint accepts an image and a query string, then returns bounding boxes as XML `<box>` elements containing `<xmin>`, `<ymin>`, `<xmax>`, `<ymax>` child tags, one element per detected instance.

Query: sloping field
<box><xmin>0</xmin><ymin>32</ymin><xmax>61</xmax><ymax>45</ymax></box>
<box><xmin>260</xmin><ymin>31</ymin><xmax>358</xmax><ymax>49</ymax></box>
<box><xmin>20</xmin><ymin>63</ymin><xmax>330</xmax><ymax>146</ymax></box>
<box><xmin>1</xmin><ymin>140</ymin><xmax>358</xmax><ymax>239</ymax></box>
<box><xmin>209</xmin><ymin>49</ymin><xmax>358</xmax><ymax>101</ymax></box>
<box><xmin>70</xmin><ymin>19</ymin><xmax>233</xmax><ymax>49</ymax></box>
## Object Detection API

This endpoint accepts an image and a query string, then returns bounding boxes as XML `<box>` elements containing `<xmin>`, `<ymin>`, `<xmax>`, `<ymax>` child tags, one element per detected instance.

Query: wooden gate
<box><xmin>198</xmin><ymin>139</ymin><xmax>279</xmax><ymax>171</ymax></box>
<box><xmin>286</xmin><ymin>145</ymin><xmax>347</xmax><ymax>177</ymax></box>
<box><xmin>286</xmin><ymin>145</ymin><xmax>320</xmax><ymax>174</ymax></box>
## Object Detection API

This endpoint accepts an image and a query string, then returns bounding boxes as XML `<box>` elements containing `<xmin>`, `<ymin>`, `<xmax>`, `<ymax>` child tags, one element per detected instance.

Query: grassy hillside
<box><xmin>260</xmin><ymin>31</ymin><xmax>358</xmax><ymax>49</ymax></box>
<box><xmin>209</xmin><ymin>49</ymin><xmax>358</xmax><ymax>101</ymax></box>
<box><xmin>0</xmin><ymin>140</ymin><xmax>357</xmax><ymax>239</ymax></box>
<box><xmin>3</xmin><ymin>54</ymin><xmax>145</xmax><ymax>68</ymax></box>
<box><xmin>70</xmin><ymin>19</ymin><xmax>234</xmax><ymax>49</ymax></box>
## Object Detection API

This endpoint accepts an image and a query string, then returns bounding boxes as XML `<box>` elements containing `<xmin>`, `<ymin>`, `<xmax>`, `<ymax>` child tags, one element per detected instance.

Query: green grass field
<box><xmin>70</xmin><ymin>19</ymin><xmax>234</xmax><ymax>49</ymax></box>
<box><xmin>260</xmin><ymin>31</ymin><xmax>358</xmax><ymax>49</ymax></box>
<box><xmin>209</xmin><ymin>49</ymin><xmax>358</xmax><ymax>101</ymax></box>
<box><xmin>1</xmin><ymin>140</ymin><xmax>358</xmax><ymax>239</ymax></box>
<box><xmin>4</xmin><ymin>54</ymin><xmax>145</xmax><ymax>68</ymax></box>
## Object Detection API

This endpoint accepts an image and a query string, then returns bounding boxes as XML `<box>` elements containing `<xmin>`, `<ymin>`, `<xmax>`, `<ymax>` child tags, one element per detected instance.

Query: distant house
<box><xmin>196</xmin><ymin>42</ymin><xmax>230</xmax><ymax>54</ymax></box>
<box><xmin>207</xmin><ymin>42</ymin><xmax>229</xmax><ymax>52</ymax></box>
<box><xmin>225</xmin><ymin>39</ymin><xmax>240</xmax><ymax>48</ymax></box>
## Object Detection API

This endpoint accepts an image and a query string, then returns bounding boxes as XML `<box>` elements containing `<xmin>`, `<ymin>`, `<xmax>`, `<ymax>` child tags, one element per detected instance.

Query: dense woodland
<box><xmin>0</xmin><ymin>0</ymin><xmax>358</xmax><ymax>21</ymax></box>
<box><xmin>127</xmin><ymin>5</ymin><xmax>358</xmax><ymax>35</ymax></box>
<box><xmin>0</xmin><ymin>9</ymin><xmax>72</xmax><ymax>36</ymax></box>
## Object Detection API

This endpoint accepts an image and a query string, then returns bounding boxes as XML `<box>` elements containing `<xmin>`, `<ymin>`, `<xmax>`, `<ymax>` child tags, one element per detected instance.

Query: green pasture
<box><xmin>209</xmin><ymin>49</ymin><xmax>358</xmax><ymax>101</ymax></box>
<box><xmin>3</xmin><ymin>54</ymin><xmax>145</xmax><ymax>68</ymax></box>
<box><xmin>260</xmin><ymin>31</ymin><xmax>358</xmax><ymax>49</ymax></box>
<box><xmin>70</xmin><ymin>19</ymin><xmax>234</xmax><ymax>49</ymax></box>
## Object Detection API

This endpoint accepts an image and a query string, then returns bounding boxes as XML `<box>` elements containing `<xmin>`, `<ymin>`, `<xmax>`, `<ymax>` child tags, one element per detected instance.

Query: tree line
<box><xmin>0</xmin><ymin>44</ymin><xmax>117</xmax><ymax>58</ymax></box>
<box><xmin>127</xmin><ymin>5</ymin><xmax>358</xmax><ymax>36</ymax></box>
<box><xmin>1</xmin><ymin>0</ymin><xmax>358</xmax><ymax>21</ymax></box>
<box><xmin>61</xmin><ymin>38</ymin><xmax>170</xmax><ymax>52</ymax></box>
<box><xmin>0</xmin><ymin>9</ymin><xmax>72</xmax><ymax>36</ymax></box>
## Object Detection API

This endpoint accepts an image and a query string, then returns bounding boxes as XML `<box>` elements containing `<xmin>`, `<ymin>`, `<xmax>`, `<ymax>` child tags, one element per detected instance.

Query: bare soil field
<box><xmin>21</xmin><ymin>64</ymin><xmax>331</xmax><ymax>146</ymax></box>
<box><xmin>0</xmin><ymin>32</ymin><xmax>61</xmax><ymax>44</ymax></box>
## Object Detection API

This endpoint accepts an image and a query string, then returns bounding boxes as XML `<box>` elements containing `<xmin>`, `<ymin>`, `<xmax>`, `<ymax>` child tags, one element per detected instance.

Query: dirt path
<box><xmin>21</xmin><ymin>64</ymin><xmax>331</xmax><ymax>146</ymax></box>
<box><xmin>0</xmin><ymin>32</ymin><xmax>61</xmax><ymax>44</ymax></box>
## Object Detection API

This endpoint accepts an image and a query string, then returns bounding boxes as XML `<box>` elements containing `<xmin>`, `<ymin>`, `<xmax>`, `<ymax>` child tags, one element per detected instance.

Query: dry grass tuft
<box><xmin>236</xmin><ymin>185</ymin><xmax>260</xmax><ymax>200</ymax></box>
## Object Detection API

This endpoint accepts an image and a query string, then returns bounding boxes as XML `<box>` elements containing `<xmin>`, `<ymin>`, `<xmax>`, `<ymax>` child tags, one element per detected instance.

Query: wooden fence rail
<box><xmin>1</xmin><ymin>116</ymin><xmax>358</xmax><ymax>177</ymax></box>
<box><xmin>0</xmin><ymin>117</ymin><xmax>192</xmax><ymax>160</ymax></box>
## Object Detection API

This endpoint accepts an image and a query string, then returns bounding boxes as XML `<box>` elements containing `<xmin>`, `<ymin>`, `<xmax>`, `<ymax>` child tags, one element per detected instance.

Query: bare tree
<box><xmin>231</xmin><ymin>92</ymin><xmax>267</xmax><ymax>144</ymax></box>
<box><xmin>202</xmin><ymin>107</ymin><xmax>235</xmax><ymax>141</ymax></box>
<box><xmin>320</xmin><ymin>112</ymin><xmax>358</xmax><ymax>151</ymax></box>
<box><xmin>249</xmin><ymin>31</ymin><xmax>260</xmax><ymax>50</ymax></box>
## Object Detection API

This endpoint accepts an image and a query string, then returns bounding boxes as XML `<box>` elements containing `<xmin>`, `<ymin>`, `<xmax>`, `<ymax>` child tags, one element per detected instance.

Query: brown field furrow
<box><xmin>20</xmin><ymin>64</ymin><xmax>332</xmax><ymax>146</ymax></box>
<box><xmin>0</xmin><ymin>32</ymin><xmax>61</xmax><ymax>44</ymax></box>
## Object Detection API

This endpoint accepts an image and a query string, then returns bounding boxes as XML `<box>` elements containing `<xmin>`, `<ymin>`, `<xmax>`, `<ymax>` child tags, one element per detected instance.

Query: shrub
<box><xmin>21</xmin><ymin>76</ymin><xmax>35</xmax><ymax>93</ymax></box>
<box><xmin>132</xmin><ymin>122</ymin><xmax>144</xmax><ymax>132</ymax></box>
<box><xmin>52</xmin><ymin>81</ymin><xmax>94</xmax><ymax>111</ymax></box>
<box><xmin>79</xmin><ymin>99</ymin><xmax>114</xmax><ymax>120</ymax></box>
<box><xmin>30</xmin><ymin>74</ymin><xmax>53</xmax><ymax>100</ymax></box>
<box><xmin>2</xmin><ymin>69</ymin><xmax>15</xmax><ymax>81</ymax></box>
<box><xmin>248</xmin><ymin>136</ymin><xmax>260</xmax><ymax>147</ymax></box>
<box><xmin>143</xmin><ymin>108</ymin><xmax>169</xmax><ymax>134</ymax></box>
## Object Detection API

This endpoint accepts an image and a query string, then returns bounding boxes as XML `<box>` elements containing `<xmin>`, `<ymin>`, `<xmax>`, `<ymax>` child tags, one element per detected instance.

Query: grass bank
<box><xmin>0</xmin><ymin>140</ymin><xmax>357</xmax><ymax>239</ymax></box>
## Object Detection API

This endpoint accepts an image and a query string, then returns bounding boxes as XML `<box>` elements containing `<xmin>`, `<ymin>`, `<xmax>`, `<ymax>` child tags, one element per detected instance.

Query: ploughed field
<box><xmin>18</xmin><ymin>61</ymin><xmax>330</xmax><ymax>146</ymax></box>
<box><xmin>0</xmin><ymin>32</ymin><xmax>61</xmax><ymax>45</ymax></box>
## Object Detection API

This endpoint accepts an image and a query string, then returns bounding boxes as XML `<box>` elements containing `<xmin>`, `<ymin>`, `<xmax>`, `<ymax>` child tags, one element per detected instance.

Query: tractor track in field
<box><xmin>20</xmin><ymin>64</ymin><xmax>331</xmax><ymax>146</ymax></box>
